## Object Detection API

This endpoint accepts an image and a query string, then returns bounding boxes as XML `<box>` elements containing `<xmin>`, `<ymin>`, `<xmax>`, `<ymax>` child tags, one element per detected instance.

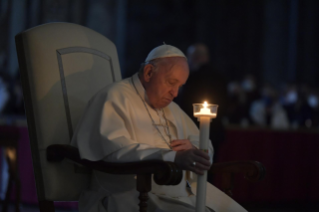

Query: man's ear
<box><xmin>143</xmin><ymin>64</ymin><xmax>154</xmax><ymax>82</ymax></box>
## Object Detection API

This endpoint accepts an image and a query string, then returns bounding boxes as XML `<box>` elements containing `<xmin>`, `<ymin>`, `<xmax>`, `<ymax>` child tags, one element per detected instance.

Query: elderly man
<box><xmin>71</xmin><ymin>44</ymin><xmax>246</xmax><ymax>212</ymax></box>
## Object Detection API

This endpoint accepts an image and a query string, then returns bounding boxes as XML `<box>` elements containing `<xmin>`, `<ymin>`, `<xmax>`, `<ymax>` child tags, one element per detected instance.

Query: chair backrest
<box><xmin>15</xmin><ymin>22</ymin><xmax>122</xmax><ymax>201</ymax></box>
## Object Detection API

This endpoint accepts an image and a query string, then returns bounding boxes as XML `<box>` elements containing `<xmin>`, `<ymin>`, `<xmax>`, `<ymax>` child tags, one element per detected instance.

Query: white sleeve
<box><xmin>102</xmin><ymin>143</ymin><xmax>176</xmax><ymax>162</ymax></box>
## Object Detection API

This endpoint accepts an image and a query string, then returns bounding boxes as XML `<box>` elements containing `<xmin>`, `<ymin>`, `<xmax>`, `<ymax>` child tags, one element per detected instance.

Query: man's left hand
<box><xmin>170</xmin><ymin>139</ymin><xmax>196</xmax><ymax>151</ymax></box>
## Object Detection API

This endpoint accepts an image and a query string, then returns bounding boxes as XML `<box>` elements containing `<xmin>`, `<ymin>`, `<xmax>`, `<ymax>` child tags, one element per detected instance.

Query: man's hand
<box><xmin>170</xmin><ymin>139</ymin><xmax>196</xmax><ymax>151</ymax></box>
<box><xmin>174</xmin><ymin>149</ymin><xmax>211</xmax><ymax>175</ymax></box>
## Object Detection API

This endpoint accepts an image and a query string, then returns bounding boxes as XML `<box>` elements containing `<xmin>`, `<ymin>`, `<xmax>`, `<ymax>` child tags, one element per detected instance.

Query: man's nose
<box><xmin>170</xmin><ymin>87</ymin><xmax>179</xmax><ymax>98</ymax></box>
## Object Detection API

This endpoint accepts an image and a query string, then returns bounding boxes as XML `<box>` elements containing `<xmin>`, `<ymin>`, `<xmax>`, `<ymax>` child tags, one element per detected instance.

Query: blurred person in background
<box><xmin>280</xmin><ymin>83</ymin><xmax>298</xmax><ymax>125</ymax></box>
<box><xmin>0</xmin><ymin>48</ymin><xmax>9</xmax><ymax>115</ymax></box>
<box><xmin>280</xmin><ymin>83</ymin><xmax>318</xmax><ymax>128</ymax></box>
<box><xmin>250</xmin><ymin>83</ymin><xmax>289</xmax><ymax>129</ymax></box>
<box><xmin>0</xmin><ymin>49</ymin><xmax>9</xmax><ymax>200</ymax></box>
<box><xmin>178</xmin><ymin>43</ymin><xmax>227</xmax><ymax>164</ymax></box>
<box><xmin>226</xmin><ymin>75</ymin><xmax>258</xmax><ymax>127</ymax></box>
<box><xmin>1</xmin><ymin>72</ymin><xmax>25</xmax><ymax>116</ymax></box>
<box><xmin>293</xmin><ymin>84</ymin><xmax>316</xmax><ymax>128</ymax></box>
<box><xmin>307</xmin><ymin>88</ymin><xmax>319</xmax><ymax>127</ymax></box>
<box><xmin>0</xmin><ymin>73</ymin><xmax>9</xmax><ymax>115</ymax></box>
<box><xmin>187</xmin><ymin>43</ymin><xmax>210</xmax><ymax>72</ymax></box>
<box><xmin>226</xmin><ymin>81</ymin><xmax>251</xmax><ymax>126</ymax></box>
<box><xmin>241</xmin><ymin>74</ymin><xmax>259</xmax><ymax>113</ymax></box>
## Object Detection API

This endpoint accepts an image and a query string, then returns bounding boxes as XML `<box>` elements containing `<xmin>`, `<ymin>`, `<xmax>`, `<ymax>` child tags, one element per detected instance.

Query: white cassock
<box><xmin>71</xmin><ymin>73</ymin><xmax>247</xmax><ymax>212</ymax></box>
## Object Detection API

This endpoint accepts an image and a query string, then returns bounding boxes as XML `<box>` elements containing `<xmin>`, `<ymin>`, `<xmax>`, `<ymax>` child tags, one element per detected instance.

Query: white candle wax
<box><xmin>195</xmin><ymin>116</ymin><xmax>210</xmax><ymax>212</ymax></box>
<box><xmin>193</xmin><ymin>101</ymin><xmax>218</xmax><ymax>212</ymax></box>
<box><xmin>194</xmin><ymin>112</ymin><xmax>217</xmax><ymax>118</ymax></box>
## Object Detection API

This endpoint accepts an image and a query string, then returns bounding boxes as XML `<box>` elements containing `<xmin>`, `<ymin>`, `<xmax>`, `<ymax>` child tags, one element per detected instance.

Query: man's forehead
<box><xmin>157</xmin><ymin>57</ymin><xmax>188</xmax><ymax>69</ymax></box>
<box><xmin>161</xmin><ymin>59</ymin><xmax>189</xmax><ymax>81</ymax></box>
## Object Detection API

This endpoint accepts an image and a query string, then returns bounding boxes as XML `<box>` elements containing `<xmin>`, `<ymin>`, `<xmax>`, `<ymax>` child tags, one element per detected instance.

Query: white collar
<box><xmin>132</xmin><ymin>73</ymin><xmax>152</xmax><ymax>108</ymax></box>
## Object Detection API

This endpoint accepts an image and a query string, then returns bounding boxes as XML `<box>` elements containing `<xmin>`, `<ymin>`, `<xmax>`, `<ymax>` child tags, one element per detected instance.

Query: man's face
<box><xmin>144</xmin><ymin>57</ymin><xmax>189</xmax><ymax>109</ymax></box>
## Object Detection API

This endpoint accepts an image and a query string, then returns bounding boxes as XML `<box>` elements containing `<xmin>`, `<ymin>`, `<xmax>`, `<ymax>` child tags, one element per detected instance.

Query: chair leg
<box><xmin>39</xmin><ymin>200</ymin><xmax>55</xmax><ymax>212</ymax></box>
<box><xmin>136</xmin><ymin>174</ymin><xmax>152</xmax><ymax>212</ymax></box>
<box><xmin>220</xmin><ymin>173</ymin><xmax>234</xmax><ymax>196</ymax></box>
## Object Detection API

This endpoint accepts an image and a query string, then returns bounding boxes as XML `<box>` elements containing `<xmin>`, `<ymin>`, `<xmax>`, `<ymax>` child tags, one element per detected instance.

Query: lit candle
<box><xmin>194</xmin><ymin>101</ymin><xmax>217</xmax><ymax>118</ymax></box>
<box><xmin>193</xmin><ymin>101</ymin><xmax>218</xmax><ymax>212</ymax></box>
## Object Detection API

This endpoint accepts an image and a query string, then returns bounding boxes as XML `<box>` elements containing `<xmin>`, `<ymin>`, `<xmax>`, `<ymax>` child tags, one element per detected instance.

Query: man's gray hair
<box><xmin>138</xmin><ymin>59</ymin><xmax>160</xmax><ymax>76</ymax></box>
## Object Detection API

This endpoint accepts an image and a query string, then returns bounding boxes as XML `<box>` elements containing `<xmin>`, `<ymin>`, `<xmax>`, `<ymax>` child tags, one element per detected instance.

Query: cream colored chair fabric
<box><xmin>16</xmin><ymin>22</ymin><xmax>121</xmax><ymax>201</ymax></box>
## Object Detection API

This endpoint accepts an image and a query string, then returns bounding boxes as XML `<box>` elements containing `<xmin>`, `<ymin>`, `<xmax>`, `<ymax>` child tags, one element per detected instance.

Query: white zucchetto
<box><xmin>145</xmin><ymin>44</ymin><xmax>186</xmax><ymax>63</ymax></box>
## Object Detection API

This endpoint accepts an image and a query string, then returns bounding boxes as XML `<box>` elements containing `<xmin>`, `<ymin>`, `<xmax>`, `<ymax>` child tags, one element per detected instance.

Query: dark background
<box><xmin>0</xmin><ymin>0</ymin><xmax>319</xmax><ymax>211</ymax></box>
<box><xmin>0</xmin><ymin>0</ymin><xmax>318</xmax><ymax>86</ymax></box>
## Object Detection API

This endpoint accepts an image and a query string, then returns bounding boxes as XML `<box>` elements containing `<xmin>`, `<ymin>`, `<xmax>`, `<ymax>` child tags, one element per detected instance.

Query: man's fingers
<box><xmin>194</xmin><ymin>161</ymin><xmax>211</xmax><ymax>170</ymax></box>
<box><xmin>170</xmin><ymin>140</ymin><xmax>185</xmax><ymax>147</ymax></box>
<box><xmin>172</xmin><ymin>145</ymin><xmax>185</xmax><ymax>151</ymax></box>
<box><xmin>198</xmin><ymin>157</ymin><xmax>211</xmax><ymax>167</ymax></box>
<box><xmin>188</xmin><ymin>157</ymin><xmax>210</xmax><ymax>173</ymax></box>
<box><xmin>189</xmin><ymin>162</ymin><xmax>210</xmax><ymax>175</ymax></box>
<box><xmin>193</xmin><ymin>149</ymin><xmax>210</xmax><ymax>160</ymax></box>
<box><xmin>174</xmin><ymin>149</ymin><xmax>211</xmax><ymax>175</ymax></box>
<box><xmin>189</xmin><ymin>161</ymin><xmax>210</xmax><ymax>171</ymax></box>
<box><xmin>192</xmin><ymin>154</ymin><xmax>211</xmax><ymax>168</ymax></box>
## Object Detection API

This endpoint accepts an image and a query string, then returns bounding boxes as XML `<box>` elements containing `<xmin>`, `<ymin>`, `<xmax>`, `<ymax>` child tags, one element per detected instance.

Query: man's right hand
<box><xmin>174</xmin><ymin>149</ymin><xmax>211</xmax><ymax>175</ymax></box>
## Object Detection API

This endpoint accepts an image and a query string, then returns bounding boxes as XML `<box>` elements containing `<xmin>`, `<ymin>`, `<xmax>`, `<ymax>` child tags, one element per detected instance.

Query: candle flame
<box><xmin>203</xmin><ymin>101</ymin><xmax>208</xmax><ymax>108</ymax></box>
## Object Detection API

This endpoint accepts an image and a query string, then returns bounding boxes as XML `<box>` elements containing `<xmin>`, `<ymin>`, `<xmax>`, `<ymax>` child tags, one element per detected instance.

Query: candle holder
<box><xmin>193</xmin><ymin>101</ymin><xmax>218</xmax><ymax>212</ymax></box>
<box><xmin>193</xmin><ymin>102</ymin><xmax>218</xmax><ymax>119</ymax></box>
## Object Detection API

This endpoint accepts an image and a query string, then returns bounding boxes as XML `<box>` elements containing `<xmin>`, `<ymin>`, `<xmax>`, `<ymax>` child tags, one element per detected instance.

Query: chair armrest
<box><xmin>209</xmin><ymin>161</ymin><xmax>266</xmax><ymax>181</ymax></box>
<box><xmin>209</xmin><ymin>161</ymin><xmax>266</xmax><ymax>196</ymax></box>
<box><xmin>46</xmin><ymin>144</ymin><xmax>182</xmax><ymax>186</ymax></box>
